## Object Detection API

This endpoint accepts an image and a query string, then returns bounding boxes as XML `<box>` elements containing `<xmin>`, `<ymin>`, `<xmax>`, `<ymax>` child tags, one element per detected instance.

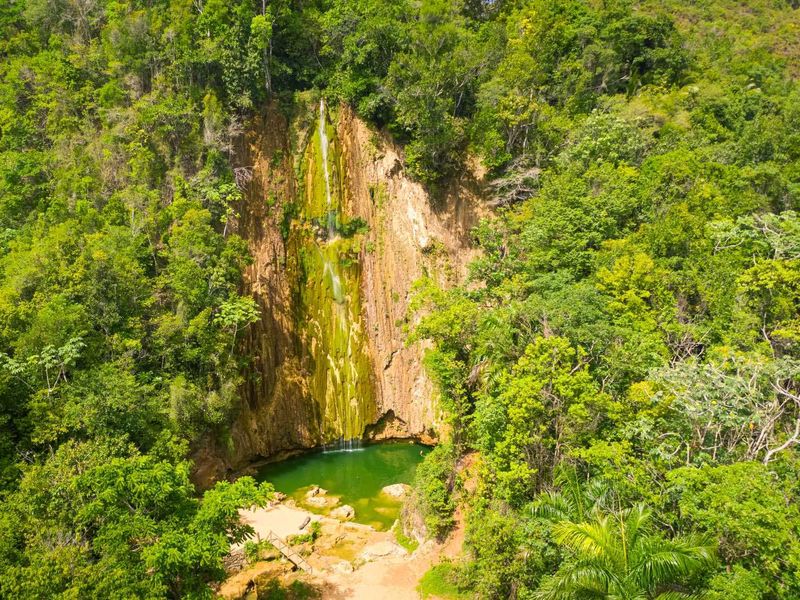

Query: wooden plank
<box><xmin>264</xmin><ymin>529</ymin><xmax>313</xmax><ymax>573</ymax></box>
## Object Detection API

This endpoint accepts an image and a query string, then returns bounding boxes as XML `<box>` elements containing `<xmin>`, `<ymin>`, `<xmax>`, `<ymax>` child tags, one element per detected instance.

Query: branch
<box><xmin>763</xmin><ymin>418</ymin><xmax>800</xmax><ymax>464</ymax></box>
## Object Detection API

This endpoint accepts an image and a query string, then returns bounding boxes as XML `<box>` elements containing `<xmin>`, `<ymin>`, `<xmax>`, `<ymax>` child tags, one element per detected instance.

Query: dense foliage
<box><xmin>406</xmin><ymin>1</ymin><xmax>800</xmax><ymax>598</ymax></box>
<box><xmin>0</xmin><ymin>0</ymin><xmax>277</xmax><ymax>595</ymax></box>
<box><xmin>1</xmin><ymin>0</ymin><xmax>799</xmax><ymax>597</ymax></box>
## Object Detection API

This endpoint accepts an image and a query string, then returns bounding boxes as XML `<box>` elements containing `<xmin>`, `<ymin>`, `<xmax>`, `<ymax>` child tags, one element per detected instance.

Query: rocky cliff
<box><xmin>194</xmin><ymin>100</ymin><xmax>485</xmax><ymax>481</ymax></box>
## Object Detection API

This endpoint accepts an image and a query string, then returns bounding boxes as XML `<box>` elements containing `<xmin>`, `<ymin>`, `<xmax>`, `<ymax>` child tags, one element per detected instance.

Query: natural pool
<box><xmin>255</xmin><ymin>441</ymin><xmax>430</xmax><ymax>530</ymax></box>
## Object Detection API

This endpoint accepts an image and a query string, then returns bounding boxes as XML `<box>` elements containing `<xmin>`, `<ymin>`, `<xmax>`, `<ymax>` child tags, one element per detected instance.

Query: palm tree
<box><xmin>528</xmin><ymin>467</ymin><xmax>612</xmax><ymax>524</ymax></box>
<box><xmin>535</xmin><ymin>504</ymin><xmax>716</xmax><ymax>600</ymax></box>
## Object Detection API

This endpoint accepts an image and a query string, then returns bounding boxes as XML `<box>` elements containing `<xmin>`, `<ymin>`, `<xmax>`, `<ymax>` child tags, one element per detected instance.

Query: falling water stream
<box><xmin>252</xmin><ymin>101</ymin><xmax>416</xmax><ymax>533</ymax></box>
<box><xmin>319</xmin><ymin>99</ymin><xmax>337</xmax><ymax>239</ymax></box>
<box><xmin>303</xmin><ymin>99</ymin><xmax>370</xmax><ymax>445</ymax></box>
<box><xmin>323</xmin><ymin>260</ymin><xmax>344</xmax><ymax>305</ymax></box>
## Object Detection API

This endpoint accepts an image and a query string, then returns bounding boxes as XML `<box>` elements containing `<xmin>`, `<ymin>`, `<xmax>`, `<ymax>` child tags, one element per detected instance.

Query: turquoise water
<box><xmin>255</xmin><ymin>442</ymin><xmax>430</xmax><ymax>530</ymax></box>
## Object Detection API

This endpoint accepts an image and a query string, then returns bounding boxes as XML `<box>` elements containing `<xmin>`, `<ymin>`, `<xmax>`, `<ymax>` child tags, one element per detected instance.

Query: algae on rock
<box><xmin>289</xmin><ymin>100</ymin><xmax>374</xmax><ymax>442</ymax></box>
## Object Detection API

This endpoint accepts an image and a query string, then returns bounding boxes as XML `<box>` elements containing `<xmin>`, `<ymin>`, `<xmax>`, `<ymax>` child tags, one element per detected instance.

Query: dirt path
<box><xmin>319</xmin><ymin>548</ymin><xmax>435</xmax><ymax>599</ymax></box>
<box><xmin>315</xmin><ymin>519</ymin><xmax>471</xmax><ymax>600</ymax></box>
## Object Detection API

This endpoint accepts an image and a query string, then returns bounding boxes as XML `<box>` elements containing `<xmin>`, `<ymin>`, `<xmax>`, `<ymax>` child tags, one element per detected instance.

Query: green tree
<box><xmin>462</xmin><ymin>501</ymin><xmax>544</xmax><ymax>598</ymax></box>
<box><xmin>385</xmin><ymin>0</ymin><xmax>494</xmax><ymax>184</ymax></box>
<box><xmin>411</xmin><ymin>442</ymin><xmax>458</xmax><ymax>540</ymax></box>
<box><xmin>535</xmin><ymin>504</ymin><xmax>716</xmax><ymax>600</ymax></box>
<box><xmin>529</xmin><ymin>467</ymin><xmax>612</xmax><ymax>524</ymax></box>
<box><xmin>667</xmin><ymin>462</ymin><xmax>800</xmax><ymax>597</ymax></box>
<box><xmin>472</xmin><ymin>336</ymin><xmax>616</xmax><ymax>504</ymax></box>
<box><xmin>0</xmin><ymin>439</ymin><xmax>273</xmax><ymax>599</ymax></box>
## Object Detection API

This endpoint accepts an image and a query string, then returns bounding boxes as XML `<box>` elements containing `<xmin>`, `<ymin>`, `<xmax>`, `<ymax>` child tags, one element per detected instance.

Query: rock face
<box><xmin>338</xmin><ymin>109</ymin><xmax>485</xmax><ymax>440</ymax></box>
<box><xmin>193</xmin><ymin>101</ymin><xmax>485</xmax><ymax>481</ymax></box>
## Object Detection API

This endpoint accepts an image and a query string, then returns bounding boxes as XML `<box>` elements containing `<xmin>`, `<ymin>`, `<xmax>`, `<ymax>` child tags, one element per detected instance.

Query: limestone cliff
<box><xmin>337</xmin><ymin>107</ymin><xmax>484</xmax><ymax>440</ymax></box>
<box><xmin>196</xmin><ymin>101</ymin><xmax>485</xmax><ymax>479</ymax></box>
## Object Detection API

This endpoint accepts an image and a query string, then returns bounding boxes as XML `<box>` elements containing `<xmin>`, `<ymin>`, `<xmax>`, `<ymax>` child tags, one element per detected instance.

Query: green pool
<box><xmin>255</xmin><ymin>442</ymin><xmax>430</xmax><ymax>530</ymax></box>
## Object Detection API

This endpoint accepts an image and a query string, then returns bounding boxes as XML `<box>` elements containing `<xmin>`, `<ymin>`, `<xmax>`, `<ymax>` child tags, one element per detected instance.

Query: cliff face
<box><xmin>198</xmin><ymin>101</ymin><xmax>485</xmax><ymax>479</ymax></box>
<box><xmin>337</xmin><ymin>107</ymin><xmax>484</xmax><ymax>439</ymax></box>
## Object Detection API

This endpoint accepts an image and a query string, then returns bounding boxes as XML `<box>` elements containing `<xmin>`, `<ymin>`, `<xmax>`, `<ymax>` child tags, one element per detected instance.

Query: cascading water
<box><xmin>293</xmin><ymin>99</ymin><xmax>373</xmax><ymax>448</ymax></box>
<box><xmin>323</xmin><ymin>260</ymin><xmax>345</xmax><ymax>305</ymax></box>
<box><xmin>322</xmin><ymin>437</ymin><xmax>363</xmax><ymax>453</ymax></box>
<box><xmin>319</xmin><ymin>99</ymin><xmax>337</xmax><ymax>239</ymax></box>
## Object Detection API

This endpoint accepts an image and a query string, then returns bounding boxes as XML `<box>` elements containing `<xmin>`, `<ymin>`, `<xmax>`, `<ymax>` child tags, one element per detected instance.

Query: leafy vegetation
<box><xmin>0</xmin><ymin>0</ymin><xmax>280</xmax><ymax>595</ymax></box>
<box><xmin>418</xmin><ymin>562</ymin><xmax>471</xmax><ymax>600</ymax></box>
<box><xmin>1</xmin><ymin>0</ymin><xmax>799</xmax><ymax>597</ymax></box>
<box><xmin>391</xmin><ymin>519</ymin><xmax>420</xmax><ymax>553</ymax></box>
<box><xmin>287</xmin><ymin>520</ymin><xmax>322</xmax><ymax>546</ymax></box>
<box><xmin>536</xmin><ymin>504</ymin><xmax>716</xmax><ymax>599</ymax></box>
<box><xmin>404</xmin><ymin>0</ymin><xmax>800</xmax><ymax>598</ymax></box>
<box><xmin>411</xmin><ymin>441</ymin><xmax>458</xmax><ymax>539</ymax></box>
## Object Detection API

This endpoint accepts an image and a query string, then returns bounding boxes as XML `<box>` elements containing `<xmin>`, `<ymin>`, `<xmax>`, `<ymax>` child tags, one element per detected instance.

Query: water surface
<box><xmin>255</xmin><ymin>442</ymin><xmax>429</xmax><ymax>530</ymax></box>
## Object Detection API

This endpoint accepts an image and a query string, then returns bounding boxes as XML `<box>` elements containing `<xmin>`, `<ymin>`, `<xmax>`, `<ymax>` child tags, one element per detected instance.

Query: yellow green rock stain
<box><xmin>287</xmin><ymin>100</ymin><xmax>374</xmax><ymax>443</ymax></box>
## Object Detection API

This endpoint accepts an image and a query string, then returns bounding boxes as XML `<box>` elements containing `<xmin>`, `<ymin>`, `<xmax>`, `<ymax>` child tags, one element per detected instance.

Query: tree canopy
<box><xmin>1</xmin><ymin>0</ymin><xmax>799</xmax><ymax>597</ymax></box>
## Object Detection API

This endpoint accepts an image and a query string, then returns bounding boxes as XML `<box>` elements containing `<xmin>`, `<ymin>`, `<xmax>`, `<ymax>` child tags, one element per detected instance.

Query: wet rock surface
<box><xmin>330</xmin><ymin>505</ymin><xmax>355</xmax><ymax>521</ymax></box>
<box><xmin>195</xmin><ymin>102</ymin><xmax>485</xmax><ymax>483</ymax></box>
<box><xmin>380</xmin><ymin>483</ymin><xmax>411</xmax><ymax>499</ymax></box>
<box><xmin>358</xmin><ymin>541</ymin><xmax>407</xmax><ymax>563</ymax></box>
<box><xmin>303</xmin><ymin>486</ymin><xmax>339</xmax><ymax>508</ymax></box>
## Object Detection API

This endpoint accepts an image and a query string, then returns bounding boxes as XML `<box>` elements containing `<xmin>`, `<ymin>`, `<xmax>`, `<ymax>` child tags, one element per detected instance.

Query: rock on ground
<box><xmin>303</xmin><ymin>486</ymin><xmax>339</xmax><ymax>508</ymax></box>
<box><xmin>305</xmin><ymin>486</ymin><xmax>328</xmax><ymax>498</ymax></box>
<box><xmin>331</xmin><ymin>561</ymin><xmax>354</xmax><ymax>574</ymax></box>
<box><xmin>358</xmin><ymin>541</ymin><xmax>407</xmax><ymax>563</ymax></box>
<box><xmin>306</xmin><ymin>495</ymin><xmax>339</xmax><ymax>508</ymax></box>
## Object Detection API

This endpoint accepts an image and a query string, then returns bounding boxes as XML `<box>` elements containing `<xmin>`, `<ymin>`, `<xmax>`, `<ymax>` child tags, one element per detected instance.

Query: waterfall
<box><xmin>322</xmin><ymin>437</ymin><xmax>364</xmax><ymax>453</ymax></box>
<box><xmin>319</xmin><ymin>99</ymin><xmax>337</xmax><ymax>238</ymax></box>
<box><xmin>295</xmin><ymin>99</ymin><xmax>372</xmax><ymax>450</ymax></box>
<box><xmin>323</xmin><ymin>260</ymin><xmax>344</xmax><ymax>304</ymax></box>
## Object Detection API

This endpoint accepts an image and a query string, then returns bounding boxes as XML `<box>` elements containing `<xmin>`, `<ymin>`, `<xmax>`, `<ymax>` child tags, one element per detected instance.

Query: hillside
<box><xmin>1</xmin><ymin>0</ymin><xmax>799</xmax><ymax>598</ymax></box>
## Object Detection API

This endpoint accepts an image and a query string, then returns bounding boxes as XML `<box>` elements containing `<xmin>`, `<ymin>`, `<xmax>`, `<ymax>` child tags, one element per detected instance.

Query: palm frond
<box><xmin>552</xmin><ymin>518</ymin><xmax>619</xmax><ymax>564</ymax></box>
<box><xmin>557</xmin><ymin>467</ymin><xmax>588</xmax><ymax>519</ymax></box>
<box><xmin>620</xmin><ymin>504</ymin><xmax>652</xmax><ymax>549</ymax></box>
<box><xmin>585</xmin><ymin>477</ymin><xmax>613</xmax><ymax>513</ymax></box>
<box><xmin>529</xmin><ymin>490</ymin><xmax>576</xmax><ymax>523</ymax></box>
<box><xmin>653</xmin><ymin>591</ymin><xmax>701</xmax><ymax>600</ymax></box>
<box><xmin>631</xmin><ymin>535</ymin><xmax>716</xmax><ymax>591</ymax></box>
<box><xmin>533</xmin><ymin>563</ymin><xmax>617</xmax><ymax>600</ymax></box>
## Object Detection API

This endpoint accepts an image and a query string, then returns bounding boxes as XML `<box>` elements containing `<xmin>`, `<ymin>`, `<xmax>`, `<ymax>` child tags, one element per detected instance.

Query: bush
<box><xmin>417</xmin><ymin>562</ymin><xmax>470</xmax><ymax>600</ymax></box>
<box><xmin>413</xmin><ymin>442</ymin><xmax>458</xmax><ymax>539</ymax></box>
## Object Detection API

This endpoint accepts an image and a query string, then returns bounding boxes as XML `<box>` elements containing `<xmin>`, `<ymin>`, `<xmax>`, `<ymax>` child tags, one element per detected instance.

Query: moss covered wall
<box><xmin>288</xmin><ymin>102</ymin><xmax>375</xmax><ymax>442</ymax></box>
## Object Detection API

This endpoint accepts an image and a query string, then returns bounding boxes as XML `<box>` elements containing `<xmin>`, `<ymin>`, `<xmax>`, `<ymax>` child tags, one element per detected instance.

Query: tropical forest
<box><xmin>1</xmin><ymin>0</ymin><xmax>799</xmax><ymax>598</ymax></box>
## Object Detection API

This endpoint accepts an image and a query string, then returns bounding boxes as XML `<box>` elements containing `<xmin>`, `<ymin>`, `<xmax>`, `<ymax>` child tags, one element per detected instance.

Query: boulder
<box><xmin>331</xmin><ymin>561</ymin><xmax>354</xmax><ymax>574</ymax></box>
<box><xmin>380</xmin><ymin>483</ymin><xmax>412</xmax><ymax>499</ymax></box>
<box><xmin>305</xmin><ymin>486</ymin><xmax>328</xmax><ymax>499</ymax></box>
<box><xmin>304</xmin><ymin>486</ymin><xmax>338</xmax><ymax>508</ymax></box>
<box><xmin>306</xmin><ymin>495</ymin><xmax>338</xmax><ymax>508</ymax></box>
<box><xmin>330</xmin><ymin>505</ymin><xmax>355</xmax><ymax>521</ymax></box>
<box><xmin>358</xmin><ymin>541</ymin><xmax>407</xmax><ymax>562</ymax></box>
